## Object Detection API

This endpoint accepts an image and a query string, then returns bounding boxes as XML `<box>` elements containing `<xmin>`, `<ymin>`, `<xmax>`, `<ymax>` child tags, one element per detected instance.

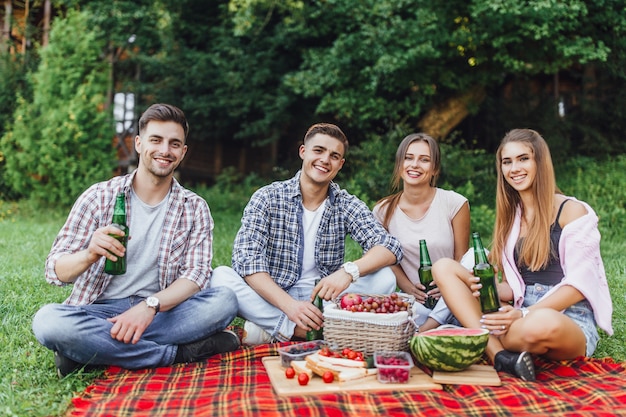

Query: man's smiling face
<box><xmin>135</xmin><ymin>120</ymin><xmax>187</xmax><ymax>179</ymax></box>
<box><xmin>299</xmin><ymin>133</ymin><xmax>345</xmax><ymax>186</ymax></box>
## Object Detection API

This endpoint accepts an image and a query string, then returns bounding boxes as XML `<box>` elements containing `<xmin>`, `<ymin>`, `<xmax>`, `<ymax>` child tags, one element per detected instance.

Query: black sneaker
<box><xmin>174</xmin><ymin>330</ymin><xmax>241</xmax><ymax>364</ymax></box>
<box><xmin>54</xmin><ymin>351</ymin><xmax>101</xmax><ymax>378</ymax></box>
<box><xmin>494</xmin><ymin>350</ymin><xmax>536</xmax><ymax>381</ymax></box>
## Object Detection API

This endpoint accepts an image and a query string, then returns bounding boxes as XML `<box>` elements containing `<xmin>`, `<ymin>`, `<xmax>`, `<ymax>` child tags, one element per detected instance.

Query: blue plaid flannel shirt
<box><xmin>232</xmin><ymin>171</ymin><xmax>402</xmax><ymax>290</ymax></box>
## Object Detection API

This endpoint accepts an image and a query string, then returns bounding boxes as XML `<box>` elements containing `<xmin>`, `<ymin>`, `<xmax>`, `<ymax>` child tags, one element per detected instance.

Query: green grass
<box><xmin>1</xmin><ymin>156</ymin><xmax>625</xmax><ymax>416</ymax></box>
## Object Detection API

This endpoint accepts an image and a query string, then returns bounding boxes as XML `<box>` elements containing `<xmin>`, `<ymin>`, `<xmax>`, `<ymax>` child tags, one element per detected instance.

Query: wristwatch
<box><xmin>145</xmin><ymin>296</ymin><xmax>160</xmax><ymax>314</ymax></box>
<box><xmin>342</xmin><ymin>261</ymin><xmax>360</xmax><ymax>282</ymax></box>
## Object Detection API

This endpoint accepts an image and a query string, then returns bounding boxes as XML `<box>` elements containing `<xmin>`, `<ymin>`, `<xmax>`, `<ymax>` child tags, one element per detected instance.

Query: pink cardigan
<box><xmin>501</xmin><ymin>197</ymin><xmax>614</xmax><ymax>335</ymax></box>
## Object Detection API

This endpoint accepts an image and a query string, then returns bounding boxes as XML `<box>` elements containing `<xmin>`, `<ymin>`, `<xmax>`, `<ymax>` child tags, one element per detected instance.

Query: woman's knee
<box><xmin>432</xmin><ymin>258</ymin><xmax>462</xmax><ymax>285</ymax></box>
<box><xmin>518</xmin><ymin>309</ymin><xmax>567</xmax><ymax>346</ymax></box>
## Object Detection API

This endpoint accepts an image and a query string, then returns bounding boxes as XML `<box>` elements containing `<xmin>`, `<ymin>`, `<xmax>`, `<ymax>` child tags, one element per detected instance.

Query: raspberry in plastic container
<box><xmin>374</xmin><ymin>351</ymin><xmax>414</xmax><ymax>384</ymax></box>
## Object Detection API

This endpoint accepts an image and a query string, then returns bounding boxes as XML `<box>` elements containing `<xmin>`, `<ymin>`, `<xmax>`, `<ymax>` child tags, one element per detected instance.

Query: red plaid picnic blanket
<box><xmin>67</xmin><ymin>343</ymin><xmax>626</xmax><ymax>417</ymax></box>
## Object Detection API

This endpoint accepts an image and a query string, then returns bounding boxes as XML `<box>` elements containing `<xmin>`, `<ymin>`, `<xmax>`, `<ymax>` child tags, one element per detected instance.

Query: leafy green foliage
<box><xmin>1</xmin><ymin>10</ymin><xmax>113</xmax><ymax>207</ymax></box>
<box><xmin>226</xmin><ymin>0</ymin><xmax>626</xmax><ymax>157</ymax></box>
<box><xmin>150</xmin><ymin>0</ymin><xmax>312</xmax><ymax>149</ymax></box>
<box><xmin>469</xmin><ymin>0</ymin><xmax>609</xmax><ymax>73</ymax></box>
<box><xmin>0</xmin><ymin>52</ymin><xmax>38</xmax><ymax>201</ymax></box>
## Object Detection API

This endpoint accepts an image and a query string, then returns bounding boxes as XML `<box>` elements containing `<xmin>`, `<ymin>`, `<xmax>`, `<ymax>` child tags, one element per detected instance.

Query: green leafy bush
<box><xmin>0</xmin><ymin>10</ymin><xmax>114</xmax><ymax>207</ymax></box>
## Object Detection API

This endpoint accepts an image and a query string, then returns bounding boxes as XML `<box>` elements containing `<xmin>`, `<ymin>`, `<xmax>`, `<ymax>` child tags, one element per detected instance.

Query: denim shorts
<box><xmin>523</xmin><ymin>283</ymin><xmax>599</xmax><ymax>357</ymax></box>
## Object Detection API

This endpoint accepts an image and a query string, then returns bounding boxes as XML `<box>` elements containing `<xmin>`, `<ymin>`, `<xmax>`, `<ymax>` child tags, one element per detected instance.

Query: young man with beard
<box><xmin>212</xmin><ymin>123</ymin><xmax>403</xmax><ymax>345</ymax></box>
<box><xmin>33</xmin><ymin>103</ymin><xmax>239</xmax><ymax>377</ymax></box>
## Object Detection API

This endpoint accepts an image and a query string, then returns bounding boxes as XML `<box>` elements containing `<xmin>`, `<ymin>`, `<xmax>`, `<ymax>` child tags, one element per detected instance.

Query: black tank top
<box><xmin>514</xmin><ymin>200</ymin><xmax>569</xmax><ymax>286</ymax></box>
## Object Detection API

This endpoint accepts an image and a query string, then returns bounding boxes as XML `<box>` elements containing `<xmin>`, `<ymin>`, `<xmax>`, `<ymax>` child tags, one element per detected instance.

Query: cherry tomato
<box><xmin>322</xmin><ymin>371</ymin><xmax>334</xmax><ymax>383</ymax></box>
<box><xmin>285</xmin><ymin>367</ymin><xmax>295</xmax><ymax>379</ymax></box>
<box><xmin>298</xmin><ymin>372</ymin><xmax>310</xmax><ymax>386</ymax></box>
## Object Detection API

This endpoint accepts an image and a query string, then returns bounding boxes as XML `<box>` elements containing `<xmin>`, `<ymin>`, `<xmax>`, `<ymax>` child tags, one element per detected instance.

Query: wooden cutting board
<box><xmin>432</xmin><ymin>364</ymin><xmax>501</xmax><ymax>386</ymax></box>
<box><xmin>262</xmin><ymin>356</ymin><xmax>442</xmax><ymax>397</ymax></box>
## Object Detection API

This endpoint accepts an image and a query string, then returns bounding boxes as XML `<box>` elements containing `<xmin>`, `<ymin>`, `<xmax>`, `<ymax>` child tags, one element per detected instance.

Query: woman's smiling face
<box><xmin>401</xmin><ymin>140</ymin><xmax>433</xmax><ymax>186</ymax></box>
<box><xmin>500</xmin><ymin>141</ymin><xmax>536</xmax><ymax>193</ymax></box>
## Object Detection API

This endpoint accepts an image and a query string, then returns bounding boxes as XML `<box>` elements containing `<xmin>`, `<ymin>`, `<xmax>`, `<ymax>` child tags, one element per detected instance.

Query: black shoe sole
<box><xmin>54</xmin><ymin>351</ymin><xmax>102</xmax><ymax>378</ymax></box>
<box><xmin>514</xmin><ymin>351</ymin><xmax>536</xmax><ymax>382</ymax></box>
<box><xmin>175</xmin><ymin>330</ymin><xmax>241</xmax><ymax>364</ymax></box>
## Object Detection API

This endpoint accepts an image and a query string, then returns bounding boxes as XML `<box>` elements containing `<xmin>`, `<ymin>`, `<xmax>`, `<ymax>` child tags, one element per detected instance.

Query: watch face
<box><xmin>146</xmin><ymin>297</ymin><xmax>159</xmax><ymax>307</ymax></box>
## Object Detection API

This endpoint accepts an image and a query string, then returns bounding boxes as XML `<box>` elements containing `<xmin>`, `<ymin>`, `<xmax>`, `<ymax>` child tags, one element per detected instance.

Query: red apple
<box><xmin>340</xmin><ymin>293</ymin><xmax>363</xmax><ymax>310</ymax></box>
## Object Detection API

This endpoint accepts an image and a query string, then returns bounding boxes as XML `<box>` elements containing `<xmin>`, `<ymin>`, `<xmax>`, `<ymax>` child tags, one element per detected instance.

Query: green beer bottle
<box><xmin>472</xmin><ymin>232</ymin><xmax>500</xmax><ymax>313</ymax></box>
<box><xmin>104</xmin><ymin>193</ymin><xmax>128</xmax><ymax>275</ymax></box>
<box><xmin>418</xmin><ymin>239</ymin><xmax>437</xmax><ymax>309</ymax></box>
<box><xmin>306</xmin><ymin>279</ymin><xmax>324</xmax><ymax>341</ymax></box>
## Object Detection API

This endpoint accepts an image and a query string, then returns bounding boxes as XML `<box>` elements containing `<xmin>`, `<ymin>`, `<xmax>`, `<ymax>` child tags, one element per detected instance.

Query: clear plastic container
<box><xmin>374</xmin><ymin>351</ymin><xmax>414</xmax><ymax>384</ymax></box>
<box><xmin>277</xmin><ymin>340</ymin><xmax>326</xmax><ymax>368</ymax></box>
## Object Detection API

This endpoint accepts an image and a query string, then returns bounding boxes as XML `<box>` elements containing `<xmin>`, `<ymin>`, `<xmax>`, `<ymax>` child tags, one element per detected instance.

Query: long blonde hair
<box><xmin>376</xmin><ymin>133</ymin><xmax>441</xmax><ymax>229</ymax></box>
<box><xmin>490</xmin><ymin>129</ymin><xmax>560</xmax><ymax>271</ymax></box>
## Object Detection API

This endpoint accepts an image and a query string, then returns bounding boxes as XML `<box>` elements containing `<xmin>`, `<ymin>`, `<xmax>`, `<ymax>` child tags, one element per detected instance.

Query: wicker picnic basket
<box><xmin>322</xmin><ymin>293</ymin><xmax>417</xmax><ymax>356</ymax></box>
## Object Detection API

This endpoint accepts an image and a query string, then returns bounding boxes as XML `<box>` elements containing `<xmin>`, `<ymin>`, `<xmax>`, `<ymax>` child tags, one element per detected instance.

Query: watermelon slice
<box><xmin>410</xmin><ymin>326</ymin><xmax>489</xmax><ymax>372</ymax></box>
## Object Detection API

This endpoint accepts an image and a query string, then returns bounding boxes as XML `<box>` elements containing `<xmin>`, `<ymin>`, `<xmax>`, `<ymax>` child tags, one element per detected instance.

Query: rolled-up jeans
<box><xmin>412</xmin><ymin>296</ymin><xmax>459</xmax><ymax>327</ymax></box>
<box><xmin>32</xmin><ymin>286</ymin><xmax>238</xmax><ymax>369</ymax></box>
<box><xmin>211</xmin><ymin>265</ymin><xmax>397</xmax><ymax>341</ymax></box>
<box><xmin>523</xmin><ymin>283</ymin><xmax>599</xmax><ymax>357</ymax></box>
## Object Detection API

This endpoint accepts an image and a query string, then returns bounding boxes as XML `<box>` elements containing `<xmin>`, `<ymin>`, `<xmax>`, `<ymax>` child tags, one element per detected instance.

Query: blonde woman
<box><xmin>432</xmin><ymin>129</ymin><xmax>613</xmax><ymax>381</ymax></box>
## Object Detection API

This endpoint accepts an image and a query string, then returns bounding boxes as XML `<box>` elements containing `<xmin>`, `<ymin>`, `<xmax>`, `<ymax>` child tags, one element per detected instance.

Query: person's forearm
<box><xmin>244</xmin><ymin>272</ymin><xmax>294</xmax><ymax>312</ymax></box>
<box><xmin>151</xmin><ymin>278</ymin><xmax>201</xmax><ymax>312</ymax></box>
<box><xmin>352</xmin><ymin>245</ymin><xmax>397</xmax><ymax>276</ymax></box>
<box><xmin>54</xmin><ymin>250</ymin><xmax>96</xmax><ymax>283</ymax></box>
<box><xmin>392</xmin><ymin>264</ymin><xmax>415</xmax><ymax>293</ymax></box>
<box><xmin>529</xmin><ymin>284</ymin><xmax>585</xmax><ymax>312</ymax></box>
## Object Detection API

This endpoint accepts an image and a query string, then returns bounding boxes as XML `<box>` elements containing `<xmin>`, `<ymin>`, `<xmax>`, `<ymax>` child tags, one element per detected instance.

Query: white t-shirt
<box><xmin>300</xmin><ymin>200</ymin><xmax>326</xmax><ymax>286</ymax></box>
<box><xmin>372</xmin><ymin>188</ymin><xmax>467</xmax><ymax>286</ymax></box>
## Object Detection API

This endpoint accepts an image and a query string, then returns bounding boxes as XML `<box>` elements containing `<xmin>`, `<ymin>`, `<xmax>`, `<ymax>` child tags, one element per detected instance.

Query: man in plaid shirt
<box><xmin>212</xmin><ymin>123</ymin><xmax>402</xmax><ymax>344</ymax></box>
<box><xmin>33</xmin><ymin>104</ymin><xmax>239</xmax><ymax>377</ymax></box>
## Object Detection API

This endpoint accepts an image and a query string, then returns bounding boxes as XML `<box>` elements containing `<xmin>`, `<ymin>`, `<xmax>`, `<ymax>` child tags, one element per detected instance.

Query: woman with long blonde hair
<box><xmin>432</xmin><ymin>129</ymin><xmax>613</xmax><ymax>381</ymax></box>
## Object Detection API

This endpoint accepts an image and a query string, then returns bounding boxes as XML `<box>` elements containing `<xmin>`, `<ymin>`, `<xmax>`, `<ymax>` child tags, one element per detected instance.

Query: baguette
<box><xmin>305</xmin><ymin>353</ymin><xmax>377</xmax><ymax>382</ymax></box>
<box><xmin>290</xmin><ymin>360</ymin><xmax>313</xmax><ymax>378</ymax></box>
<box><xmin>317</xmin><ymin>353</ymin><xmax>366</xmax><ymax>368</ymax></box>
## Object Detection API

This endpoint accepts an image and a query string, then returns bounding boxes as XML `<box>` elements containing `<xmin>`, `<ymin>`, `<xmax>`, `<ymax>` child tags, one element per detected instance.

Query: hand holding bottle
<box><xmin>104</xmin><ymin>192</ymin><xmax>128</xmax><ymax>275</ymax></box>
<box><xmin>84</xmin><ymin>224</ymin><xmax>127</xmax><ymax>265</ymax></box>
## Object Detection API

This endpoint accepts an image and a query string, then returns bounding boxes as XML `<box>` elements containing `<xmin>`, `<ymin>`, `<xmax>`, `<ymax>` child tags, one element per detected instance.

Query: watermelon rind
<box><xmin>410</xmin><ymin>326</ymin><xmax>489</xmax><ymax>372</ymax></box>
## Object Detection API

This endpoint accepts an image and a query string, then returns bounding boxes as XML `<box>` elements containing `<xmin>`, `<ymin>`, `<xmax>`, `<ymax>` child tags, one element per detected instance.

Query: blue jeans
<box><xmin>32</xmin><ymin>286</ymin><xmax>238</xmax><ymax>369</ymax></box>
<box><xmin>413</xmin><ymin>296</ymin><xmax>459</xmax><ymax>327</ymax></box>
<box><xmin>523</xmin><ymin>283</ymin><xmax>599</xmax><ymax>357</ymax></box>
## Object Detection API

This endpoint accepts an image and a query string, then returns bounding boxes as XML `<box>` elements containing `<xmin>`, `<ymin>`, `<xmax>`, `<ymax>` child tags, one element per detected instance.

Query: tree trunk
<box><xmin>21</xmin><ymin>0</ymin><xmax>29</xmax><ymax>53</ymax></box>
<box><xmin>418</xmin><ymin>86</ymin><xmax>487</xmax><ymax>139</ymax></box>
<box><xmin>43</xmin><ymin>0</ymin><xmax>51</xmax><ymax>47</ymax></box>
<box><xmin>2</xmin><ymin>0</ymin><xmax>12</xmax><ymax>53</ymax></box>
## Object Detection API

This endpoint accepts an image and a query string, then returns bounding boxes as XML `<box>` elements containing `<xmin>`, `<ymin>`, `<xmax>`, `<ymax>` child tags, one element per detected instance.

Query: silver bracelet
<box><xmin>520</xmin><ymin>307</ymin><xmax>530</xmax><ymax>318</ymax></box>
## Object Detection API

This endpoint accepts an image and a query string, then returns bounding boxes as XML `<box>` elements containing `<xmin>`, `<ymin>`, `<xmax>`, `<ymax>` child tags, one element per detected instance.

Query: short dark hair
<box><xmin>138</xmin><ymin>103</ymin><xmax>189</xmax><ymax>140</ymax></box>
<box><xmin>303</xmin><ymin>123</ymin><xmax>349</xmax><ymax>154</ymax></box>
